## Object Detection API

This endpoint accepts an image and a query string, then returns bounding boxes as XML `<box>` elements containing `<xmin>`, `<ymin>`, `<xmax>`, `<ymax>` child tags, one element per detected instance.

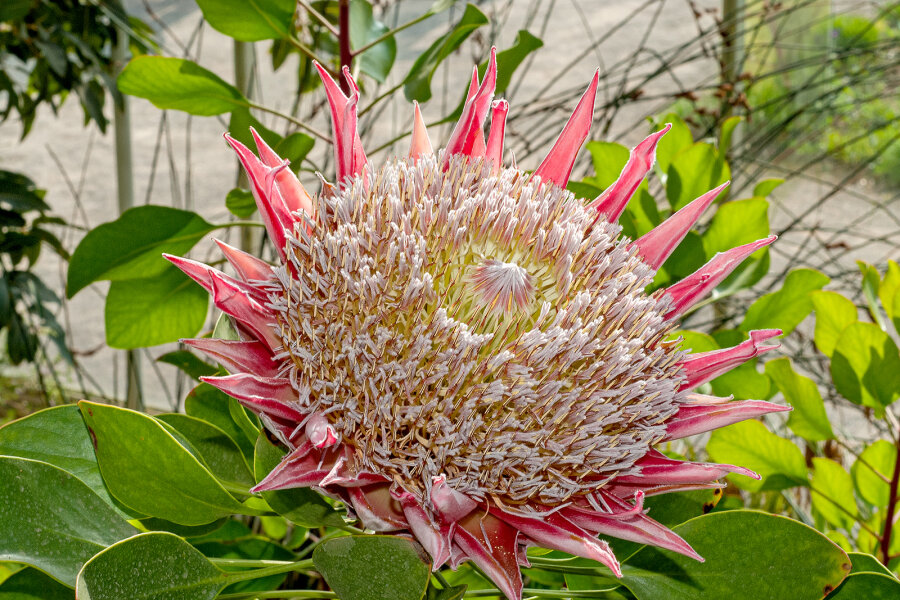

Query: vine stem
<box><xmin>879</xmin><ymin>427</ymin><xmax>900</xmax><ymax>565</ymax></box>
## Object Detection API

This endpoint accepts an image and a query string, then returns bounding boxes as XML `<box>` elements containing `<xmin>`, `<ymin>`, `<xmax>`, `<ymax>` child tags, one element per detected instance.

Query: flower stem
<box><xmin>465</xmin><ymin>589</ymin><xmax>617</xmax><ymax>598</ymax></box>
<box><xmin>218</xmin><ymin>592</ymin><xmax>336</xmax><ymax>599</ymax></box>
<box><xmin>338</xmin><ymin>0</ymin><xmax>352</xmax><ymax>93</ymax></box>
<box><xmin>879</xmin><ymin>429</ymin><xmax>900</xmax><ymax>565</ymax></box>
<box><xmin>215</xmin><ymin>558</ymin><xmax>316</xmax><ymax>585</ymax></box>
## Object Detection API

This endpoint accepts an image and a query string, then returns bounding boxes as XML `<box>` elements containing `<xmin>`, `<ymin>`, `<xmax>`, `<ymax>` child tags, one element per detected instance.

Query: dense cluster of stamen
<box><xmin>265</xmin><ymin>153</ymin><xmax>689</xmax><ymax>507</ymax></box>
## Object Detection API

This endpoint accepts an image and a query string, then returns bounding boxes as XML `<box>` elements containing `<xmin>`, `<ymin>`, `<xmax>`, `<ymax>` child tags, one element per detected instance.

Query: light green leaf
<box><xmin>811</xmin><ymin>458</ymin><xmax>857</xmax><ymax>530</ymax></box>
<box><xmin>851</xmin><ymin>440</ymin><xmax>896</xmax><ymax>508</ymax></box>
<box><xmin>66</xmin><ymin>205</ymin><xmax>215</xmax><ymax>297</ymax></box>
<box><xmin>858</xmin><ymin>261</ymin><xmax>889</xmax><ymax>330</ymax></box>
<box><xmin>351</xmin><ymin>0</ymin><xmax>397</xmax><ymax>83</ymax></box>
<box><xmin>848</xmin><ymin>552</ymin><xmax>894</xmax><ymax>577</ymax></box>
<box><xmin>765</xmin><ymin>358</ymin><xmax>834</xmax><ymax>442</ymax></box>
<box><xmin>585</xmin><ymin>141</ymin><xmax>629</xmax><ymax>189</ymax></box>
<box><xmin>79</xmin><ymin>402</ymin><xmax>259</xmax><ymax>526</ymax></box>
<box><xmin>654</xmin><ymin>114</ymin><xmax>693</xmax><ymax>174</ymax></box>
<box><xmin>0</xmin><ymin>567</ymin><xmax>74</xmax><ymax>599</ymax></box>
<box><xmin>118</xmin><ymin>57</ymin><xmax>246</xmax><ymax>116</ymax></box>
<box><xmin>673</xmin><ymin>329</ymin><xmax>718</xmax><ymax>353</ymax></box>
<box><xmin>826</xmin><ymin>573</ymin><xmax>900</xmax><ymax>599</ymax></box>
<box><xmin>701</xmin><ymin>197</ymin><xmax>769</xmax><ymax>258</ymax></box>
<box><xmin>878</xmin><ymin>260</ymin><xmax>900</xmax><ymax>323</ymax></box>
<box><xmin>403</xmin><ymin>4</ymin><xmax>489</xmax><ymax>102</ymax></box>
<box><xmin>741</xmin><ymin>268</ymin><xmax>829</xmax><ymax>334</ymax></box>
<box><xmin>313</xmin><ymin>535</ymin><xmax>431</xmax><ymax>600</ymax></box>
<box><xmin>718</xmin><ymin>115</ymin><xmax>742</xmax><ymax>157</ymax></box>
<box><xmin>195</xmin><ymin>0</ymin><xmax>295</xmax><ymax>41</ymax></box>
<box><xmin>225</xmin><ymin>188</ymin><xmax>256</xmax><ymax>219</ymax></box>
<box><xmin>830</xmin><ymin>322</ymin><xmax>900</xmax><ymax>410</ymax></box>
<box><xmin>621</xmin><ymin>511</ymin><xmax>850</xmax><ymax>600</ymax></box>
<box><xmin>666</xmin><ymin>142</ymin><xmax>730</xmax><ymax>211</ymax></box>
<box><xmin>157</xmin><ymin>414</ymin><xmax>255</xmax><ymax>490</ymax></box>
<box><xmin>0</xmin><ymin>456</ymin><xmax>137</xmax><ymax>587</ymax></box>
<box><xmin>274</xmin><ymin>132</ymin><xmax>315</xmax><ymax>170</ymax></box>
<box><xmin>811</xmin><ymin>291</ymin><xmax>858</xmax><ymax>357</ymax></box>
<box><xmin>253</xmin><ymin>435</ymin><xmax>344</xmax><ymax>527</ymax></box>
<box><xmin>706</xmin><ymin>419</ymin><xmax>808</xmax><ymax>491</ymax></box>
<box><xmin>105</xmin><ymin>265</ymin><xmax>209</xmax><ymax>349</ymax></box>
<box><xmin>752</xmin><ymin>178</ymin><xmax>785</xmax><ymax>197</ymax></box>
<box><xmin>75</xmin><ymin>532</ymin><xmax>228</xmax><ymax>600</ymax></box>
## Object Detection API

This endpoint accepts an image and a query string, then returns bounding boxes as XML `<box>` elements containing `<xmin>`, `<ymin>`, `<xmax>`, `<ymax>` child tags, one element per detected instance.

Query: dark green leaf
<box><xmin>275</xmin><ymin>133</ymin><xmax>315</xmax><ymax>170</ymax></box>
<box><xmin>0</xmin><ymin>456</ymin><xmax>137</xmax><ymax>587</ymax></box>
<box><xmin>765</xmin><ymin>358</ymin><xmax>834</xmax><ymax>442</ymax></box>
<box><xmin>75</xmin><ymin>532</ymin><xmax>228</xmax><ymax>600</ymax></box>
<box><xmin>105</xmin><ymin>265</ymin><xmax>209</xmax><ymax>349</ymax></box>
<box><xmin>666</xmin><ymin>143</ymin><xmax>730</xmax><ymax>211</ymax></box>
<box><xmin>67</xmin><ymin>205</ymin><xmax>215</xmax><ymax>297</ymax></box>
<box><xmin>830</xmin><ymin>322</ymin><xmax>900</xmax><ymax>410</ymax></box>
<box><xmin>811</xmin><ymin>291</ymin><xmax>857</xmax><ymax>357</ymax></box>
<box><xmin>706</xmin><ymin>420</ymin><xmax>808</xmax><ymax>491</ymax></box>
<box><xmin>0</xmin><ymin>567</ymin><xmax>74</xmax><ymax>599</ymax></box>
<box><xmin>194</xmin><ymin>537</ymin><xmax>293</xmax><ymax>593</ymax></box>
<box><xmin>0</xmin><ymin>0</ymin><xmax>33</xmax><ymax>22</ymax></box>
<box><xmin>254</xmin><ymin>434</ymin><xmax>344</xmax><ymax>527</ymax></box>
<box><xmin>740</xmin><ymin>268</ymin><xmax>829</xmax><ymax>334</ymax></box>
<box><xmin>403</xmin><ymin>4</ymin><xmax>489</xmax><ymax>102</ymax></box>
<box><xmin>425</xmin><ymin>583</ymin><xmax>468</xmax><ymax>600</ymax></box>
<box><xmin>477</xmin><ymin>30</ymin><xmax>543</xmax><ymax>96</ymax></box>
<box><xmin>313</xmin><ymin>535</ymin><xmax>431</xmax><ymax>600</ymax></box>
<box><xmin>826</xmin><ymin>573</ymin><xmax>900</xmax><ymax>599</ymax></box>
<box><xmin>157</xmin><ymin>414</ymin><xmax>255</xmax><ymax>490</ymax></box>
<box><xmin>0</xmin><ymin>171</ymin><xmax>49</xmax><ymax>213</ymax></box>
<box><xmin>157</xmin><ymin>349</ymin><xmax>218</xmax><ymax>380</ymax></box>
<box><xmin>138</xmin><ymin>517</ymin><xmax>227</xmax><ymax>539</ymax></box>
<box><xmin>350</xmin><ymin>1</ymin><xmax>397</xmax><ymax>83</ymax></box>
<box><xmin>225</xmin><ymin>188</ymin><xmax>257</xmax><ymax>219</ymax></box>
<box><xmin>196</xmin><ymin>0</ymin><xmax>295</xmax><ymax>41</ymax></box>
<box><xmin>0</xmin><ymin>405</ymin><xmax>135</xmax><ymax>518</ymax></box>
<box><xmin>185</xmin><ymin>383</ymin><xmax>256</xmax><ymax>461</ymax></box>
<box><xmin>79</xmin><ymin>401</ymin><xmax>258</xmax><ymax>525</ymax></box>
<box><xmin>622</xmin><ymin>511</ymin><xmax>850</xmax><ymax>600</ymax></box>
<box><xmin>227</xmin><ymin>106</ymin><xmax>282</xmax><ymax>152</ymax></box>
<box><xmin>118</xmin><ymin>57</ymin><xmax>246</xmax><ymax>116</ymax></box>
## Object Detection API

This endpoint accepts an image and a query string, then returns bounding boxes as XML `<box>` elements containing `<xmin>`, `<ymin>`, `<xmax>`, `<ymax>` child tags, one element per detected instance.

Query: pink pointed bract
<box><xmin>170</xmin><ymin>51</ymin><xmax>787</xmax><ymax>600</ymax></box>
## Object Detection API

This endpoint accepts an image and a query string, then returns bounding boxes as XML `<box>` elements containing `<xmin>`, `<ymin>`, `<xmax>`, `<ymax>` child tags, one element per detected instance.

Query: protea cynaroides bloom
<box><xmin>166</xmin><ymin>49</ymin><xmax>788</xmax><ymax>599</ymax></box>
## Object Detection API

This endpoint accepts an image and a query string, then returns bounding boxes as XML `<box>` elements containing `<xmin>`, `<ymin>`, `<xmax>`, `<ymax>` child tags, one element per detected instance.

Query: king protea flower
<box><xmin>165</xmin><ymin>49</ymin><xmax>788</xmax><ymax>599</ymax></box>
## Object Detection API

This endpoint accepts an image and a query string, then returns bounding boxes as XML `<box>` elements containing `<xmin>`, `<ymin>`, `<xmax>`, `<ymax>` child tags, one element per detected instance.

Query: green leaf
<box><xmin>811</xmin><ymin>458</ymin><xmax>857</xmax><ymax>530</ymax></box>
<box><xmin>403</xmin><ymin>4</ymin><xmax>489</xmax><ymax>102</ymax></box>
<box><xmin>0</xmin><ymin>567</ymin><xmax>74</xmax><ymax>599</ymax></box>
<box><xmin>740</xmin><ymin>268</ymin><xmax>829</xmax><ymax>334</ymax></box>
<box><xmin>718</xmin><ymin>115</ymin><xmax>742</xmax><ymax>157</ymax></box>
<box><xmin>118</xmin><ymin>57</ymin><xmax>246</xmax><ymax>116</ymax></box>
<box><xmin>0</xmin><ymin>0</ymin><xmax>33</xmax><ymax>22</ymax></box>
<box><xmin>185</xmin><ymin>383</ymin><xmax>256</xmax><ymax>461</ymax></box>
<box><xmin>157</xmin><ymin>414</ymin><xmax>255</xmax><ymax>490</ymax></box>
<box><xmin>478</xmin><ymin>30</ymin><xmax>543</xmax><ymax>96</ymax></box>
<box><xmin>75</xmin><ymin>532</ymin><xmax>228</xmax><ymax>600</ymax></box>
<box><xmin>67</xmin><ymin>205</ymin><xmax>215</xmax><ymax>297</ymax></box>
<box><xmin>877</xmin><ymin>261</ymin><xmax>900</xmax><ymax>323</ymax></box>
<box><xmin>105</xmin><ymin>265</ymin><xmax>209</xmax><ymax>349</ymax></box>
<box><xmin>585</xmin><ymin>141</ymin><xmax>630</xmax><ymax>189</ymax></box>
<box><xmin>848</xmin><ymin>552</ymin><xmax>894</xmax><ymax>577</ymax></box>
<box><xmin>313</xmin><ymin>535</ymin><xmax>431</xmax><ymax>600</ymax></box>
<box><xmin>830</xmin><ymin>322</ymin><xmax>900</xmax><ymax>410</ymax></box>
<box><xmin>706</xmin><ymin>420</ymin><xmax>808</xmax><ymax>491</ymax></box>
<box><xmin>811</xmin><ymin>291</ymin><xmax>858</xmax><ymax>357</ymax></box>
<box><xmin>225</xmin><ymin>188</ymin><xmax>257</xmax><ymax>219</ymax></box>
<box><xmin>0</xmin><ymin>405</ymin><xmax>135</xmax><ymax>518</ymax></box>
<box><xmin>701</xmin><ymin>197</ymin><xmax>769</xmax><ymax>258</ymax></box>
<box><xmin>350</xmin><ymin>1</ymin><xmax>397</xmax><ymax>83</ymax></box>
<box><xmin>157</xmin><ymin>350</ymin><xmax>218</xmax><ymax>380</ymax></box>
<box><xmin>0</xmin><ymin>171</ymin><xmax>49</xmax><ymax>213</ymax></box>
<box><xmin>826</xmin><ymin>573</ymin><xmax>900</xmax><ymax>599</ymax></box>
<box><xmin>666</xmin><ymin>142</ymin><xmax>730</xmax><ymax>211</ymax></box>
<box><xmin>851</xmin><ymin>440</ymin><xmax>896</xmax><ymax>508</ymax></box>
<box><xmin>79</xmin><ymin>402</ymin><xmax>258</xmax><ymax>525</ymax></box>
<box><xmin>275</xmin><ymin>133</ymin><xmax>315</xmax><ymax>170</ymax></box>
<box><xmin>653</xmin><ymin>115</ymin><xmax>693</xmax><ymax>174</ymax></box>
<box><xmin>858</xmin><ymin>261</ymin><xmax>889</xmax><ymax>330</ymax></box>
<box><xmin>765</xmin><ymin>358</ymin><xmax>834</xmax><ymax>442</ymax></box>
<box><xmin>253</xmin><ymin>435</ymin><xmax>344</xmax><ymax>527</ymax></box>
<box><xmin>752</xmin><ymin>178</ymin><xmax>785</xmax><ymax>197</ymax></box>
<box><xmin>425</xmin><ymin>583</ymin><xmax>468</xmax><ymax>600</ymax></box>
<box><xmin>0</xmin><ymin>456</ymin><xmax>138</xmax><ymax>587</ymax></box>
<box><xmin>194</xmin><ymin>536</ymin><xmax>293</xmax><ymax>593</ymax></box>
<box><xmin>195</xmin><ymin>0</ymin><xmax>295</xmax><ymax>41</ymax></box>
<box><xmin>621</xmin><ymin>511</ymin><xmax>850</xmax><ymax>600</ymax></box>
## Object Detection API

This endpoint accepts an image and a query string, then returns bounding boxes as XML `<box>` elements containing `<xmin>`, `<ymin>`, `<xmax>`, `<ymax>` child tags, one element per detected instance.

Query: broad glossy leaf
<box><xmin>666</xmin><ymin>142</ymin><xmax>730</xmax><ymax>211</ymax></box>
<box><xmin>156</xmin><ymin>350</ymin><xmax>218</xmax><ymax>380</ymax></box>
<box><xmin>75</xmin><ymin>532</ymin><xmax>228</xmax><ymax>600</ymax></box>
<box><xmin>425</xmin><ymin>583</ymin><xmax>468</xmax><ymax>600</ymax></box>
<box><xmin>118</xmin><ymin>57</ymin><xmax>246</xmax><ymax>116</ymax></box>
<box><xmin>105</xmin><ymin>265</ymin><xmax>209</xmax><ymax>349</ymax></box>
<box><xmin>706</xmin><ymin>419</ymin><xmax>808</xmax><ymax>491</ymax></box>
<box><xmin>622</xmin><ymin>511</ymin><xmax>850</xmax><ymax>600</ymax></box>
<box><xmin>0</xmin><ymin>567</ymin><xmax>74</xmax><ymax>599</ymax></box>
<box><xmin>0</xmin><ymin>456</ymin><xmax>137</xmax><ymax>586</ymax></box>
<box><xmin>403</xmin><ymin>4</ymin><xmax>489</xmax><ymax>102</ymax></box>
<box><xmin>313</xmin><ymin>535</ymin><xmax>431</xmax><ymax>600</ymax></box>
<box><xmin>741</xmin><ymin>268</ymin><xmax>829</xmax><ymax>334</ymax></box>
<box><xmin>811</xmin><ymin>458</ymin><xmax>857</xmax><ymax>530</ymax></box>
<box><xmin>157</xmin><ymin>414</ymin><xmax>255</xmax><ymax>490</ymax></box>
<box><xmin>851</xmin><ymin>440</ymin><xmax>896</xmax><ymax>508</ymax></box>
<box><xmin>79</xmin><ymin>402</ymin><xmax>257</xmax><ymax>525</ymax></box>
<box><xmin>848</xmin><ymin>552</ymin><xmax>894</xmax><ymax>577</ymax></box>
<box><xmin>654</xmin><ymin>115</ymin><xmax>693</xmax><ymax>173</ymax></box>
<box><xmin>350</xmin><ymin>0</ymin><xmax>397</xmax><ymax>83</ymax></box>
<box><xmin>196</xmin><ymin>0</ymin><xmax>295</xmax><ymax>41</ymax></box>
<box><xmin>185</xmin><ymin>383</ymin><xmax>256</xmax><ymax>460</ymax></box>
<box><xmin>224</xmin><ymin>188</ymin><xmax>256</xmax><ymax>219</ymax></box>
<box><xmin>275</xmin><ymin>133</ymin><xmax>315</xmax><ymax>170</ymax></box>
<box><xmin>253</xmin><ymin>435</ymin><xmax>344</xmax><ymax>527</ymax></box>
<box><xmin>765</xmin><ymin>357</ymin><xmax>834</xmax><ymax>441</ymax></box>
<box><xmin>830</xmin><ymin>322</ymin><xmax>900</xmax><ymax>410</ymax></box>
<box><xmin>585</xmin><ymin>141</ymin><xmax>629</xmax><ymax>189</ymax></box>
<box><xmin>826</xmin><ymin>573</ymin><xmax>900</xmax><ymax>599</ymax></box>
<box><xmin>811</xmin><ymin>291</ymin><xmax>857</xmax><ymax>357</ymax></box>
<box><xmin>67</xmin><ymin>205</ymin><xmax>215</xmax><ymax>297</ymax></box>
<box><xmin>194</xmin><ymin>536</ymin><xmax>293</xmax><ymax>593</ymax></box>
<box><xmin>0</xmin><ymin>405</ymin><xmax>134</xmax><ymax>517</ymax></box>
